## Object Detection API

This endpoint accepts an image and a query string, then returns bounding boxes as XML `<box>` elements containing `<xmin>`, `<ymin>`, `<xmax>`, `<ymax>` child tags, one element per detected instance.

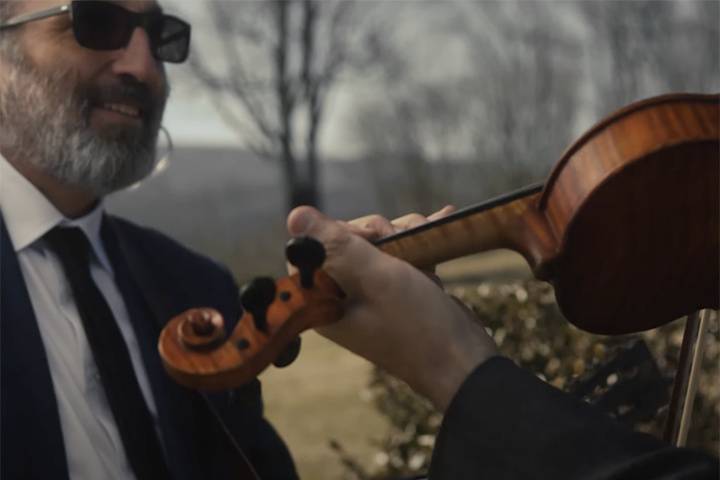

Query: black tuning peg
<box><xmin>273</xmin><ymin>336</ymin><xmax>302</xmax><ymax>368</ymax></box>
<box><xmin>286</xmin><ymin>236</ymin><xmax>326</xmax><ymax>288</ymax></box>
<box><xmin>240</xmin><ymin>277</ymin><xmax>276</xmax><ymax>333</ymax></box>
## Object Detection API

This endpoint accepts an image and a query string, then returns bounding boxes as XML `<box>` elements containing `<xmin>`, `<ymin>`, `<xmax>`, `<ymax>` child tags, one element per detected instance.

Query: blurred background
<box><xmin>106</xmin><ymin>1</ymin><xmax>720</xmax><ymax>478</ymax></box>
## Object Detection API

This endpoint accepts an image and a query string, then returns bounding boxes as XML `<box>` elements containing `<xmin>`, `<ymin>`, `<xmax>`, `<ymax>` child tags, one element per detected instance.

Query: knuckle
<box><xmin>365</xmin><ymin>214</ymin><xmax>388</xmax><ymax>225</ymax></box>
<box><xmin>394</xmin><ymin>213</ymin><xmax>428</xmax><ymax>227</ymax></box>
<box><xmin>322</xmin><ymin>226</ymin><xmax>352</xmax><ymax>257</ymax></box>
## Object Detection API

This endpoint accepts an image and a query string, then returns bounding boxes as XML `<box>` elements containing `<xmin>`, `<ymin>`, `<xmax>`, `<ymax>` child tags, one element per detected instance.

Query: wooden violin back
<box><xmin>534</xmin><ymin>94</ymin><xmax>719</xmax><ymax>334</ymax></box>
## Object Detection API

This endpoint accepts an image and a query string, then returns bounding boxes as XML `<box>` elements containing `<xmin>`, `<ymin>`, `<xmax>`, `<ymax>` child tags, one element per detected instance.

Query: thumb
<box><xmin>286</xmin><ymin>206</ymin><xmax>393</xmax><ymax>297</ymax></box>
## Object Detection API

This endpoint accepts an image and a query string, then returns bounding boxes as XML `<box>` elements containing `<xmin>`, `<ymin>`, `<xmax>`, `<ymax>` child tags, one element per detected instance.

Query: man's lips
<box><xmin>101</xmin><ymin>102</ymin><xmax>141</xmax><ymax>117</ymax></box>
<box><xmin>87</xmin><ymin>81</ymin><xmax>158</xmax><ymax>122</ymax></box>
<box><xmin>97</xmin><ymin>102</ymin><xmax>143</xmax><ymax>119</ymax></box>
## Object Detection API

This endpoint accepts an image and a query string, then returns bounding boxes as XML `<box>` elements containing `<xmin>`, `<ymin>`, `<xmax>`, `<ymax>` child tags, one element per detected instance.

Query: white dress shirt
<box><xmin>0</xmin><ymin>155</ymin><xmax>161</xmax><ymax>480</ymax></box>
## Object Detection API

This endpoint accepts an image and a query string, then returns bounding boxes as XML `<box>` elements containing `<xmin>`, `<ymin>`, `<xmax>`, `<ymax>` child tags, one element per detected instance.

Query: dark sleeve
<box><xmin>429</xmin><ymin>356</ymin><xmax>719</xmax><ymax>480</ymax></box>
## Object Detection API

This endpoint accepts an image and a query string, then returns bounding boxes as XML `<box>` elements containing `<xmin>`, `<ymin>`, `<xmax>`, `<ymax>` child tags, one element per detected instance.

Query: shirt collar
<box><xmin>0</xmin><ymin>154</ymin><xmax>112</xmax><ymax>271</ymax></box>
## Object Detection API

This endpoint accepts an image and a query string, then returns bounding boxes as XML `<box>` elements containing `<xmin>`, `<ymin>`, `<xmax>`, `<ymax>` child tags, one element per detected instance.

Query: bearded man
<box><xmin>3</xmin><ymin>2</ymin><xmax>720</xmax><ymax>480</ymax></box>
<box><xmin>0</xmin><ymin>1</ymin><xmax>297</xmax><ymax>479</ymax></box>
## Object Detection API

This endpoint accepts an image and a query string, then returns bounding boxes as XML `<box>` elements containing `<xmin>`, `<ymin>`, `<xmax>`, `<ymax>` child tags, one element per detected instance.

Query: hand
<box><xmin>343</xmin><ymin>206</ymin><xmax>457</xmax><ymax>285</ymax></box>
<box><xmin>342</xmin><ymin>205</ymin><xmax>457</xmax><ymax>240</ymax></box>
<box><xmin>286</xmin><ymin>206</ymin><xmax>499</xmax><ymax>411</ymax></box>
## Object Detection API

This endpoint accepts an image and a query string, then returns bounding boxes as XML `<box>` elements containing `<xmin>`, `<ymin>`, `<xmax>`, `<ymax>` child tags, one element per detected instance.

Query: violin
<box><xmin>158</xmin><ymin>92</ymin><xmax>719</xmax><ymax>391</ymax></box>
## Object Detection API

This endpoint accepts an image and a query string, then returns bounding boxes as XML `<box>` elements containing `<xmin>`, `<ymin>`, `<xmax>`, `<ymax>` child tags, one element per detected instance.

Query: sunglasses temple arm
<box><xmin>0</xmin><ymin>4</ymin><xmax>69</xmax><ymax>30</ymax></box>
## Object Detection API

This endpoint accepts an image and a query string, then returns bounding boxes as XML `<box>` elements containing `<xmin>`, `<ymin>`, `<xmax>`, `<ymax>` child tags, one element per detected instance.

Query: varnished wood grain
<box><xmin>160</xmin><ymin>272</ymin><xmax>343</xmax><ymax>390</ymax></box>
<box><xmin>376</xmin><ymin>188</ymin><xmax>551</xmax><ymax>270</ymax></box>
<box><xmin>376</xmin><ymin>93</ymin><xmax>718</xmax><ymax>334</ymax></box>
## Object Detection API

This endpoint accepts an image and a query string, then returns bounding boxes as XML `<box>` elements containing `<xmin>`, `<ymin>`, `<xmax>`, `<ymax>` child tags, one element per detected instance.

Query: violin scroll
<box><xmin>176</xmin><ymin>308</ymin><xmax>226</xmax><ymax>351</ymax></box>
<box><xmin>240</xmin><ymin>277</ymin><xmax>277</xmax><ymax>333</ymax></box>
<box><xmin>158</xmin><ymin>238</ymin><xmax>344</xmax><ymax>390</ymax></box>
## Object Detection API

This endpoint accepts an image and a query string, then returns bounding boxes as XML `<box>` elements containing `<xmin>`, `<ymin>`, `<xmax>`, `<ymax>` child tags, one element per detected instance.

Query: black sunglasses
<box><xmin>0</xmin><ymin>1</ymin><xmax>191</xmax><ymax>63</ymax></box>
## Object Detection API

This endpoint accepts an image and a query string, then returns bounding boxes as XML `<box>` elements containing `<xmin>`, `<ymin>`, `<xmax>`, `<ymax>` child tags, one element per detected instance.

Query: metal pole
<box><xmin>664</xmin><ymin>309</ymin><xmax>713</xmax><ymax>446</ymax></box>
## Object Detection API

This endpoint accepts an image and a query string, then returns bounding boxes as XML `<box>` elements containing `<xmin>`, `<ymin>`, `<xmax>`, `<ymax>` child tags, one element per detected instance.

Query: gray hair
<box><xmin>0</xmin><ymin>1</ymin><xmax>18</xmax><ymax>53</ymax></box>
<box><xmin>0</xmin><ymin>1</ymin><xmax>16</xmax><ymax>22</ymax></box>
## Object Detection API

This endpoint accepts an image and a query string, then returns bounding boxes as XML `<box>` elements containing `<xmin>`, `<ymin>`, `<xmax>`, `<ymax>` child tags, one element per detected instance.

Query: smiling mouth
<box><xmin>97</xmin><ymin>102</ymin><xmax>143</xmax><ymax>119</ymax></box>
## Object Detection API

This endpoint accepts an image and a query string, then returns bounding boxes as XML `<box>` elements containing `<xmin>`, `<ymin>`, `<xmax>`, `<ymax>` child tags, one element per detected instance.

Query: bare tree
<box><xmin>356</xmin><ymin>1</ymin><xmax>582</xmax><ymax>216</ymax></box>
<box><xmin>347</xmin><ymin>0</ymin><xmax>719</xmax><ymax>217</ymax></box>
<box><xmin>189</xmin><ymin>0</ymin><xmax>383</xmax><ymax>209</ymax></box>
<box><xmin>457</xmin><ymin>1</ymin><xmax>582</xmax><ymax>190</ymax></box>
<box><xmin>578</xmin><ymin>1</ymin><xmax>719</xmax><ymax>115</ymax></box>
<box><xmin>355</xmin><ymin>83</ymin><xmax>471</xmax><ymax>216</ymax></box>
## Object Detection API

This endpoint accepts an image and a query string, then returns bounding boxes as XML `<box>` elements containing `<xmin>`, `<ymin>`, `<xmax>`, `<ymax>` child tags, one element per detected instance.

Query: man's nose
<box><xmin>111</xmin><ymin>27</ymin><xmax>164</xmax><ymax>90</ymax></box>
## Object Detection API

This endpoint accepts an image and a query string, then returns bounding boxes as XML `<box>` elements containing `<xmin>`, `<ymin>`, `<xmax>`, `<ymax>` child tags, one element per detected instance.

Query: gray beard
<box><xmin>0</xmin><ymin>45</ymin><xmax>165</xmax><ymax>196</ymax></box>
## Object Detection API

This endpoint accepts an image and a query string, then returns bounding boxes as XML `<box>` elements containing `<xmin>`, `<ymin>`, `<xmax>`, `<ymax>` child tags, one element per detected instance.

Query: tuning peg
<box><xmin>286</xmin><ymin>236</ymin><xmax>326</xmax><ymax>289</ymax></box>
<box><xmin>240</xmin><ymin>277</ymin><xmax>276</xmax><ymax>333</ymax></box>
<box><xmin>273</xmin><ymin>336</ymin><xmax>302</xmax><ymax>368</ymax></box>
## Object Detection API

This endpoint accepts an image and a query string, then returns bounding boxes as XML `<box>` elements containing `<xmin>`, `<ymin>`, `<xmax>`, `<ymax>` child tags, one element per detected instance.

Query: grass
<box><xmin>261</xmin><ymin>332</ymin><xmax>387</xmax><ymax>479</ymax></box>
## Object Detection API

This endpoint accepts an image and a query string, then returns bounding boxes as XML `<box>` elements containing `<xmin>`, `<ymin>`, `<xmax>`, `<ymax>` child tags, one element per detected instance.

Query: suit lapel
<box><xmin>103</xmin><ymin>216</ymin><xmax>262</xmax><ymax>480</ymax></box>
<box><xmin>102</xmin><ymin>216</ymin><xmax>205</xmax><ymax>480</ymax></box>
<box><xmin>0</xmin><ymin>216</ymin><xmax>70</xmax><ymax>480</ymax></box>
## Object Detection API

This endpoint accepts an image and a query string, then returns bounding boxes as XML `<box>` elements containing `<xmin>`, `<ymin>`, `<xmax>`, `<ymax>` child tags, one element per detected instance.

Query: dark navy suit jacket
<box><xmin>1</xmin><ymin>215</ymin><xmax>298</xmax><ymax>480</ymax></box>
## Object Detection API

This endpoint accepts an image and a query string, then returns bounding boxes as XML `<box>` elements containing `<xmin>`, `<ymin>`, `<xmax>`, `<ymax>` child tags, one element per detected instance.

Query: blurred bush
<box><xmin>332</xmin><ymin>280</ymin><xmax>719</xmax><ymax>480</ymax></box>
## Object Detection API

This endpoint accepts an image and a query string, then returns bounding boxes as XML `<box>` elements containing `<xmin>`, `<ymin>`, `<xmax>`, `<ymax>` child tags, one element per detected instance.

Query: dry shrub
<box><xmin>334</xmin><ymin>280</ymin><xmax>719</xmax><ymax>480</ymax></box>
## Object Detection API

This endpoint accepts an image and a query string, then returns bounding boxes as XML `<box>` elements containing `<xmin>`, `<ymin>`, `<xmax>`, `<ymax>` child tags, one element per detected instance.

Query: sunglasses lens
<box><xmin>152</xmin><ymin>16</ymin><xmax>190</xmax><ymax>63</ymax></box>
<box><xmin>72</xmin><ymin>1</ymin><xmax>131</xmax><ymax>50</ymax></box>
<box><xmin>71</xmin><ymin>1</ymin><xmax>190</xmax><ymax>64</ymax></box>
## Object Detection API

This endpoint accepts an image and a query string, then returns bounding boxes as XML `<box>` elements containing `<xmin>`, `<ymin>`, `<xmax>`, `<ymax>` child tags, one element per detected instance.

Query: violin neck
<box><xmin>375</xmin><ymin>184</ymin><xmax>557</xmax><ymax>275</ymax></box>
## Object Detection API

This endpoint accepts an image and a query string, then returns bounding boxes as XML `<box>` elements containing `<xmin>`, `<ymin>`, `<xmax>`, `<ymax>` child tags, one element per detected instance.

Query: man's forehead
<box><xmin>15</xmin><ymin>0</ymin><xmax>162</xmax><ymax>15</ymax></box>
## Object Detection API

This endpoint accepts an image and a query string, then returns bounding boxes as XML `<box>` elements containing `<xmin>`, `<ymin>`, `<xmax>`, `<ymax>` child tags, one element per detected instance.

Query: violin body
<box><xmin>382</xmin><ymin>94</ymin><xmax>719</xmax><ymax>334</ymax></box>
<box><xmin>542</xmin><ymin>94</ymin><xmax>718</xmax><ymax>333</ymax></box>
<box><xmin>159</xmin><ymin>93</ymin><xmax>719</xmax><ymax>390</ymax></box>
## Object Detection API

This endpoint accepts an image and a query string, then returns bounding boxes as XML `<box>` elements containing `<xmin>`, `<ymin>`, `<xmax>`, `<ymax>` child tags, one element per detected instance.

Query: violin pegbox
<box><xmin>158</xmin><ymin>237</ymin><xmax>344</xmax><ymax>391</ymax></box>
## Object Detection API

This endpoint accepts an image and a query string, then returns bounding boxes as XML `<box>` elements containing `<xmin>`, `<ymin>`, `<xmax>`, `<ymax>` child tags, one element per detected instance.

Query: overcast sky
<box><xmin>158</xmin><ymin>0</ymin><xmax>471</xmax><ymax>155</ymax></box>
<box><xmin>158</xmin><ymin>0</ymin><xmax>715</xmax><ymax>156</ymax></box>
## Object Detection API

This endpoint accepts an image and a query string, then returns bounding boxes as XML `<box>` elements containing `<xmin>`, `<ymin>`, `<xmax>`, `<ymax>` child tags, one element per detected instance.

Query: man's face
<box><xmin>0</xmin><ymin>0</ymin><xmax>171</xmax><ymax>196</ymax></box>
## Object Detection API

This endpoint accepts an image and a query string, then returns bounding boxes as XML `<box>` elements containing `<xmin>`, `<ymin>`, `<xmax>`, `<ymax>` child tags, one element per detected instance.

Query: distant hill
<box><xmin>106</xmin><ymin>146</ymin><xmax>382</xmax><ymax>279</ymax></box>
<box><xmin>106</xmin><ymin>146</ymin><xmax>527</xmax><ymax>279</ymax></box>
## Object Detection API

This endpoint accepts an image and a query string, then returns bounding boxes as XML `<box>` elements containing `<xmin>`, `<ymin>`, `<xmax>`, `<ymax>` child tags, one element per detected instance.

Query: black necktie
<box><xmin>44</xmin><ymin>227</ymin><xmax>170</xmax><ymax>480</ymax></box>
